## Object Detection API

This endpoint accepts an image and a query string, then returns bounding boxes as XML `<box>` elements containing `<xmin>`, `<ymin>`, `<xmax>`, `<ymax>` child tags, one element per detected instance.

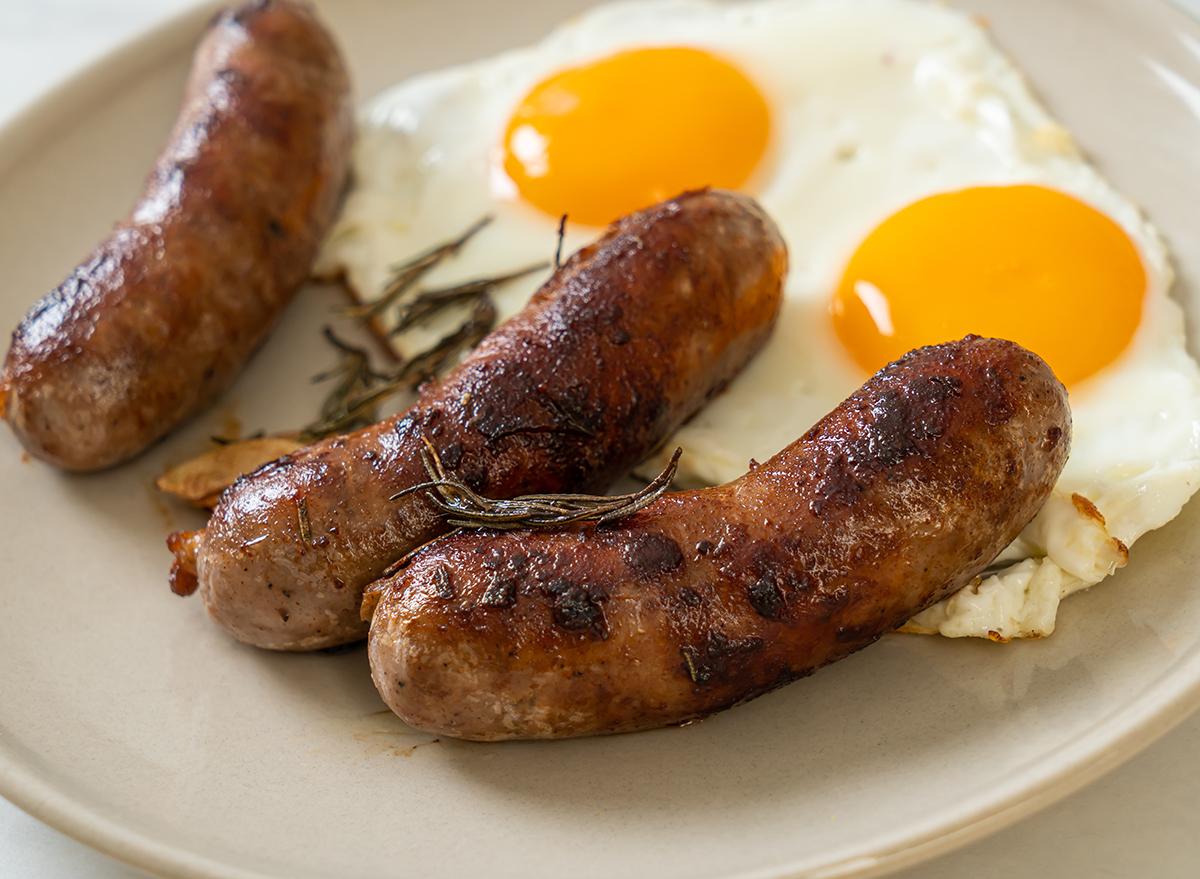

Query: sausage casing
<box><xmin>0</xmin><ymin>0</ymin><xmax>353</xmax><ymax>470</ymax></box>
<box><xmin>368</xmin><ymin>336</ymin><xmax>1071</xmax><ymax>740</ymax></box>
<box><xmin>186</xmin><ymin>188</ymin><xmax>788</xmax><ymax>650</ymax></box>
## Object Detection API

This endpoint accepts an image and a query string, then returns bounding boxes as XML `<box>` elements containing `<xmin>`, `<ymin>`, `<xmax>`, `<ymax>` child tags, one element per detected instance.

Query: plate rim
<box><xmin>0</xmin><ymin>0</ymin><xmax>223</xmax><ymax>185</ymax></box>
<box><xmin>3</xmin><ymin>1</ymin><xmax>1200</xmax><ymax>878</ymax></box>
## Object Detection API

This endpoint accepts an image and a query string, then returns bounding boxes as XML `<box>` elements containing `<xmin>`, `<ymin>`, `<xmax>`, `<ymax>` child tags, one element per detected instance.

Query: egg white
<box><xmin>315</xmin><ymin>0</ymin><xmax>1200</xmax><ymax>639</ymax></box>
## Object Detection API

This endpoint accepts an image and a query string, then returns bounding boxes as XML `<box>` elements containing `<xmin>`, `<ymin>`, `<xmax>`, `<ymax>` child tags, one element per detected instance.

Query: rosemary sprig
<box><xmin>300</xmin><ymin>330</ymin><xmax>390</xmax><ymax>439</ymax></box>
<box><xmin>309</xmin><ymin>217</ymin><xmax>561</xmax><ymax>441</ymax></box>
<box><xmin>311</xmin><ymin>327</ymin><xmax>383</xmax><ymax>385</ymax></box>
<box><xmin>389</xmin><ymin>262</ymin><xmax>547</xmax><ymax>335</ymax></box>
<box><xmin>302</xmin><ymin>382</ymin><xmax>395</xmax><ymax>441</ymax></box>
<box><xmin>395</xmin><ymin>295</ymin><xmax>497</xmax><ymax>381</ymax></box>
<box><xmin>303</xmin><ymin>298</ymin><xmax>498</xmax><ymax>440</ymax></box>
<box><xmin>308</xmin><ymin>215</ymin><xmax>557</xmax><ymax>440</ymax></box>
<box><xmin>313</xmin><ymin>329</ymin><xmax>388</xmax><ymax>419</ymax></box>
<box><xmin>393</xmin><ymin>439</ymin><xmax>682</xmax><ymax>530</ymax></box>
<box><xmin>341</xmin><ymin>215</ymin><xmax>493</xmax><ymax>319</ymax></box>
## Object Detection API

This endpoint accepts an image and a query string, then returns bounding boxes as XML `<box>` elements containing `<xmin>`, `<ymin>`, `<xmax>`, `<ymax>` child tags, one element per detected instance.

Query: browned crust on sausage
<box><xmin>191</xmin><ymin>189</ymin><xmax>788</xmax><ymax>650</ymax></box>
<box><xmin>0</xmin><ymin>0</ymin><xmax>353</xmax><ymax>471</ymax></box>
<box><xmin>367</xmin><ymin>336</ymin><xmax>1071</xmax><ymax>740</ymax></box>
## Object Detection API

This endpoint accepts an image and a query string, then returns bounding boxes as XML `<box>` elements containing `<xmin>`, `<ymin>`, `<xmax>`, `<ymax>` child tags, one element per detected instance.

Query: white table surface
<box><xmin>5</xmin><ymin>1</ymin><xmax>1200</xmax><ymax>877</ymax></box>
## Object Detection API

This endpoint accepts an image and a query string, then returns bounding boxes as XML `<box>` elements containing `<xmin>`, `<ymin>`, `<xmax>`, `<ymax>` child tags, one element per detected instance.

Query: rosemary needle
<box><xmin>393</xmin><ymin>440</ymin><xmax>682</xmax><ymax>531</ymax></box>
<box><xmin>341</xmin><ymin>215</ymin><xmax>493</xmax><ymax>319</ymax></box>
<box><xmin>389</xmin><ymin>262</ymin><xmax>548</xmax><ymax>335</ymax></box>
<box><xmin>302</xmin><ymin>298</ymin><xmax>498</xmax><ymax>440</ymax></box>
<box><xmin>307</xmin><ymin>219</ymin><xmax>558</xmax><ymax>441</ymax></box>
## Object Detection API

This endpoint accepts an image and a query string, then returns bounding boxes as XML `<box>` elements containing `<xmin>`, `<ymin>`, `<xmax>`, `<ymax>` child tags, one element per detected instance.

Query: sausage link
<box><xmin>186</xmin><ymin>189</ymin><xmax>788</xmax><ymax>650</ymax></box>
<box><xmin>368</xmin><ymin>336</ymin><xmax>1071</xmax><ymax>740</ymax></box>
<box><xmin>0</xmin><ymin>0</ymin><xmax>353</xmax><ymax>471</ymax></box>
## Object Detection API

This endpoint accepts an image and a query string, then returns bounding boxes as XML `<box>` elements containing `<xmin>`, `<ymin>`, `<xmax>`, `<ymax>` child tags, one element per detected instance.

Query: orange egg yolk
<box><xmin>503</xmin><ymin>47</ymin><xmax>770</xmax><ymax>227</ymax></box>
<box><xmin>830</xmin><ymin>185</ymin><xmax>1146</xmax><ymax>387</ymax></box>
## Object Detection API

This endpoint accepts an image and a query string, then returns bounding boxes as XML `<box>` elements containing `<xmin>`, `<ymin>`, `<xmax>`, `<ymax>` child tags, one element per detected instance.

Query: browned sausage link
<box><xmin>0</xmin><ymin>0</ymin><xmax>353</xmax><ymax>471</ymax></box>
<box><xmin>367</xmin><ymin>336</ymin><xmax>1071</xmax><ymax>740</ymax></box>
<box><xmin>188</xmin><ymin>189</ymin><xmax>788</xmax><ymax>651</ymax></box>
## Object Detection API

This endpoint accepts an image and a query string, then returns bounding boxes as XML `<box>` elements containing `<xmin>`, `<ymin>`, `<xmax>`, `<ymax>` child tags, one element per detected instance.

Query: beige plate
<box><xmin>4</xmin><ymin>0</ymin><xmax>1200</xmax><ymax>877</ymax></box>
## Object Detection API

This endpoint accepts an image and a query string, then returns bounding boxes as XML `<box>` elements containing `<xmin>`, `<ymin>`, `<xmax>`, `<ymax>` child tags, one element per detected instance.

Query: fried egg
<box><xmin>315</xmin><ymin>0</ymin><xmax>1200</xmax><ymax>640</ymax></box>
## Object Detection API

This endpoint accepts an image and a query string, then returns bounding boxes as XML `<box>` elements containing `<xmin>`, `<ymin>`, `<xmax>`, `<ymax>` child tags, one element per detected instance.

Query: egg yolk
<box><xmin>503</xmin><ymin>47</ymin><xmax>770</xmax><ymax>227</ymax></box>
<box><xmin>830</xmin><ymin>185</ymin><xmax>1146</xmax><ymax>387</ymax></box>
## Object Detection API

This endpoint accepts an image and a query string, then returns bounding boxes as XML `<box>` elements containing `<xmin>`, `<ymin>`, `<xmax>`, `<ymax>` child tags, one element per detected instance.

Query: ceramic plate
<box><xmin>4</xmin><ymin>1</ymin><xmax>1200</xmax><ymax>877</ymax></box>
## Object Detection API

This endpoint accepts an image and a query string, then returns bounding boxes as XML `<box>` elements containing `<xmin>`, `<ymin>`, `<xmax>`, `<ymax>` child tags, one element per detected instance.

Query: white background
<box><xmin>2</xmin><ymin>1</ymin><xmax>1200</xmax><ymax>877</ymax></box>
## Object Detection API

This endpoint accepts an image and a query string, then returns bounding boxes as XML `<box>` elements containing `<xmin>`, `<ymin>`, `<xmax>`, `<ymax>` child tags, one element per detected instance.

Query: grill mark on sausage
<box><xmin>543</xmin><ymin>578</ymin><xmax>609</xmax><ymax>640</ymax></box>
<box><xmin>1044</xmin><ymin>426</ymin><xmax>1063</xmax><ymax>451</ymax></box>
<box><xmin>714</xmin><ymin>538</ymin><xmax>815</xmax><ymax>620</ymax></box>
<box><xmin>438</xmin><ymin>441</ymin><xmax>463</xmax><ymax>471</ymax></box>
<box><xmin>481</xmin><ymin>577</ymin><xmax>519</xmax><ymax>608</ymax></box>
<box><xmin>811</xmin><ymin>374</ymin><xmax>964</xmax><ymax>515</ymax></box>
<box><xmin>433</xmin><ymin>565</ymin><xmax>455</xmax><ymax>600</ymax></box>
<box><xmin>681</xmin><ymin>632</ymin><xmax>766</xmax><ymax>686</ymax></box>
<box><xmin>478</xmin><ymin>549</ymin><xmax>528</xmax><ymax>607</ymax></box>
<box><xmin>748</xmin><ymin>573</ymin><xmax>784</xmax><ymax>619</ymax></box>
<box><xmin>623</xmin><ymin>533</ymin><xmax>684</xmax><ymax>579</ymax></box>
